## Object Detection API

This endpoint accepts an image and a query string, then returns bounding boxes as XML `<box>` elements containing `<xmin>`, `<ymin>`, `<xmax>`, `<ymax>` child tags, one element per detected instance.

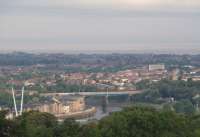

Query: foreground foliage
<box><xmin>1</xmin><ymin>107</ymin><xmax>200</xmax><ymax>137</ymax></box>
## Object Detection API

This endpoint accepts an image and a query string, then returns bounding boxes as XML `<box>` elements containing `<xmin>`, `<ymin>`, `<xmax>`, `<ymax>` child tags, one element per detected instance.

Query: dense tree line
<box><xmin>1</xmin><ymin>107</ymin><xmax>200</xmax><ymax>137</ymax></box>
<box><xmin>135</xmin><ymin>80</ymin><xmax>200</xmax><ymax>114</ymax></box>
<box><xmin>136</xmin><ymin>80</ymin><xmax>200</xmax><ymax>99</ymax></box>
<box><xmin>0</xmin><ymin>53</ymin><xmax>200</xmax><ymax>69</ymax></box>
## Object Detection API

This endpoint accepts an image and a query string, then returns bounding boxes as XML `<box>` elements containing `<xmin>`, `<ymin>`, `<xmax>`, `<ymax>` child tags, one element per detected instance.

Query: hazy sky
<box><xmin>0</xmin><ymin>0</ymin><xmax>200</xmax><ymax>53</ymax></box>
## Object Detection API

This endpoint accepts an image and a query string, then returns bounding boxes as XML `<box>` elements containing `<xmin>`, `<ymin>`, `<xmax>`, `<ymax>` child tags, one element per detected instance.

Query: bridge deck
<box><xmin>40</xmin><ymin>90</ymin><xmax>142</xmax><ymax>96</ymax></box>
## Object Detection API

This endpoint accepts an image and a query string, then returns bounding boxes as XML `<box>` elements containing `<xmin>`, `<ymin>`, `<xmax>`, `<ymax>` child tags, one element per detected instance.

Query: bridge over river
<box><xmin>40</xmin><ymin>90</ymin><xmax>142</xmax><ymax>97</ymax></box>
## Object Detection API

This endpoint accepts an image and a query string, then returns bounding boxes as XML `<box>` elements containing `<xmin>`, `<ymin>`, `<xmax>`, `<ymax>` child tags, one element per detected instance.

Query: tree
<box><xmin>0</xmin><ymin>110</ymin><xmax>14</xmax><ymax>137</ymax></box>
<box><xmin>98</xmin><ymin>107</ymin><xmax>192</xmax><ymax>137</ymax></box>
<box><xmin>79</xmin><ymin>123</ymin><xmax>101</xmax><ymax>137</ymax></box>
<box><xmin>1</xmin><ymin>106</ymin><xmax>200</xmax><ymax>137</ymax></box>
<box><xmin>54</xmin><ymin>119</ymin><xmax>81</xmax><ymax>137</ymax></box>
<box><xmin>174</xmin><ymin>100</ymin><xmax>195</xmax><ymax>115</ymax></box>
<box><xmin>14</xmin><ymin>111</ymin><xmax>57</xmax><ymax>137</ymax></box>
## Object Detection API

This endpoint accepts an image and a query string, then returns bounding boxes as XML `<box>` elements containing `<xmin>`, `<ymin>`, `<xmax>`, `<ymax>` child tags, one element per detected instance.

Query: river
<box><xmin>77</xmin><ymin>95</ymin><xmax>133</xmax><ymax>123</ymax></box>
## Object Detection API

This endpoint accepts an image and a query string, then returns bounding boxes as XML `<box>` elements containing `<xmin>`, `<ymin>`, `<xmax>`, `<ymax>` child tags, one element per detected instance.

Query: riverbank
<box><xmin>55</xmin><ymin>107</ymin><xmax>96</xmax><ymax>119</ymax></box>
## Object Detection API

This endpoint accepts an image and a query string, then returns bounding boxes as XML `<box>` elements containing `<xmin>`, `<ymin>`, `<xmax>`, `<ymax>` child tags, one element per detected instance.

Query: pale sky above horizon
<box><xmin>0</xmin><ymin>0</ymin><xmax>200</xmax><ymax>53</ymax></box>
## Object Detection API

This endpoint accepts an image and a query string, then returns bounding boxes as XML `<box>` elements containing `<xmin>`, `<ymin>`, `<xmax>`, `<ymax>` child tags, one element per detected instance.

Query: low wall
<box><xmin>55</xmin><ymin>107</ymin><xmax>97</xmax><ymax>119</ymax></box>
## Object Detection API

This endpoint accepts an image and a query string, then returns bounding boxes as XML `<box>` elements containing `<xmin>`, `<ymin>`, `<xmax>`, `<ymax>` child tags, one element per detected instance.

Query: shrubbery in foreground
<box><xmin>1</xmin><ymin>107</ymin><xmax>200</xmax><ymax>137</ymax></box>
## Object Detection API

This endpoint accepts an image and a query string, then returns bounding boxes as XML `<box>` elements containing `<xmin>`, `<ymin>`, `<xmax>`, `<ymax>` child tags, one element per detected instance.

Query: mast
<box><xmin>106</xmin><ymin>87</ymin><xmax>109</xmax><ymax>98</ymax></box>
<box><xmin>20</xmin><ymin>86</ymin><xmax>24</xmax><ymax>115</ymax></box>
<box><xmin>12</xmin><ymin>87</ymin><xmax>18</xmax><ymax>117</ymax></box>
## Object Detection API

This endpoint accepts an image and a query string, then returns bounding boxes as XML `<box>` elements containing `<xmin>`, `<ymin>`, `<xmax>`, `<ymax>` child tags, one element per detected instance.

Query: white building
<box><xmin>148</xmin><ymin>64</ymin><xmax>165</xmax><ymax>71</ymax></box>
